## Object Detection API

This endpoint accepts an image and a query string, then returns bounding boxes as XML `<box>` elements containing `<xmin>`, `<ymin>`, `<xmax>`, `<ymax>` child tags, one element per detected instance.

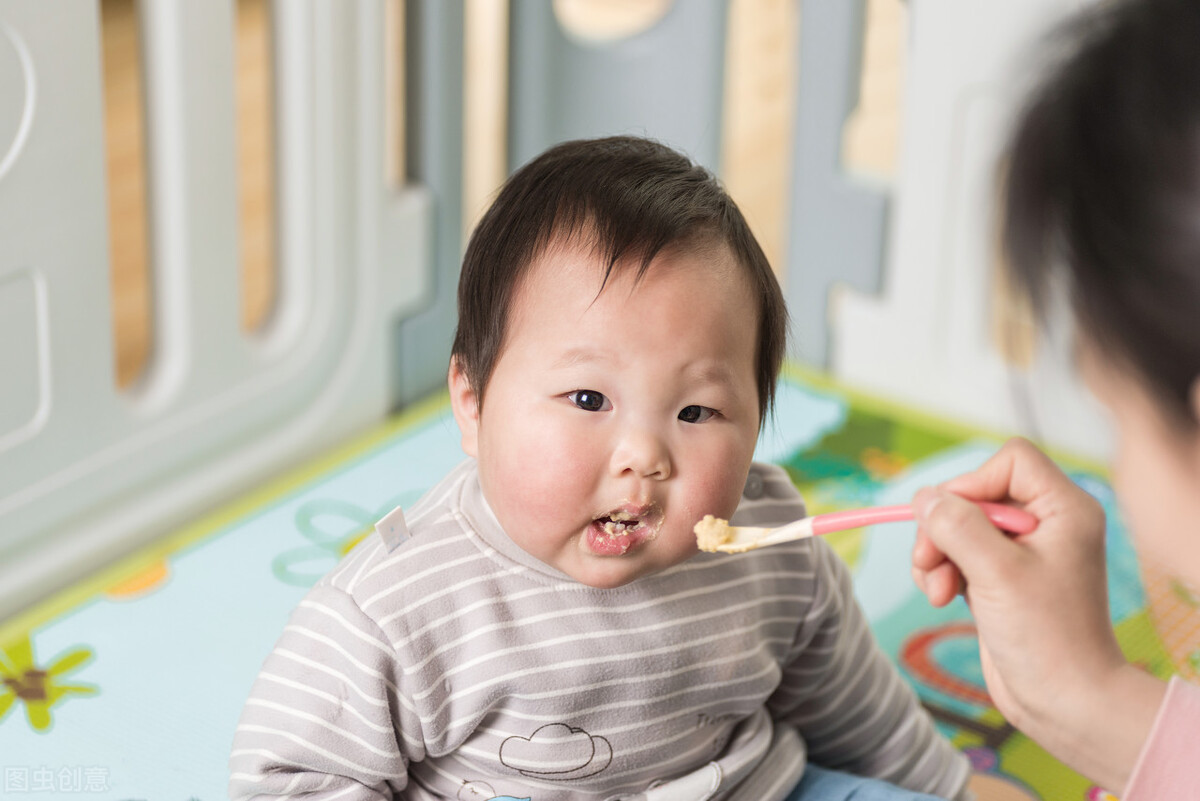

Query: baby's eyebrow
<box><xmin>550</xmin><ymin>346</ymin><xmax>612</xmax><ymax>370</ymax></box>
<box><xmin>687</xmin><ymin>364</ymin><xmax>738</xmax><ymax>389</ymax></box>
<box><xmin>549</xmin><ymin>349</ymin><xmax>740</xmax><ymax>390</ymax></box>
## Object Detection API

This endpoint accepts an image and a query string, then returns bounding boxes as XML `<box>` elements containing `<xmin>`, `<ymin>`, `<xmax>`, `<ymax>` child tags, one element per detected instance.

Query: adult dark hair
<box><xmin>1002</xmin><ymin>0</ymin><xmax>1200</xmax><ymax>426</ymax></box>
<box><xmin>451</xmin><ymin>135</ymin><xmax>789</xmax><ymax>423</ymax></box>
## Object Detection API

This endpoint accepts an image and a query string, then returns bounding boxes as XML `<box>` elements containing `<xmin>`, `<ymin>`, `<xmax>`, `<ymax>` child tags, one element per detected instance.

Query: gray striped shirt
<box><xmin>230</xmin><ymin>460</ymin><xmax>970</xmax><ymax>800</ymax></box>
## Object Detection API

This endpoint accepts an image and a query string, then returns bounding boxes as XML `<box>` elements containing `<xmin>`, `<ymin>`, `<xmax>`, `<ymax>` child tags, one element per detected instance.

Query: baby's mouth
<box><xmin>587</xmin><ymin>507</ymin><xmax>662</xmax><ymax>556</ymax></box>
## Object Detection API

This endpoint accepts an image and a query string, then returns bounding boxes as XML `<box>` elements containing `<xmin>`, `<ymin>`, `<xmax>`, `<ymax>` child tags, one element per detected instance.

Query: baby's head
<box><xmin>448</xmin><ymin>136</ymin><xmax>787</xmax><ymax>588</ymax></box>
<box><xmin>451</xmin><ymin>135</ymin><xmax>786</xmax><ymax>422</ymax></box>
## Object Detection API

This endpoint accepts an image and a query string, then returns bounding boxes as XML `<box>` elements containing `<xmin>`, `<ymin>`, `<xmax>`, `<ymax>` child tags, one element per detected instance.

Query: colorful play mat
<box><xmin>2</xmin><ymin>368</ymin><xmax>1197</xmax><ymax>800</ymax></box>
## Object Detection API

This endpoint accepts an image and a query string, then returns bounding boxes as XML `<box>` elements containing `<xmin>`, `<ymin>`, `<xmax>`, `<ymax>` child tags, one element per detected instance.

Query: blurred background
<box><xmin>0</xmin><ymin>0</ymin><xmax>1099</xmax><ymax>614</ymax></box>
<box><xmin>98</xmin><ymin>0</ymin><xmax>902</xmax><ymax>389</ymax></box>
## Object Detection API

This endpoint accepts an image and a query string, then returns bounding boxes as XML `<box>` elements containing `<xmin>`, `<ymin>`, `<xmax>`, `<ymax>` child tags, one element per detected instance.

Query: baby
<box><xmin>230</xmin><ymin>136</ymin><xmax>970</xmax><ymax>801</ymax></box>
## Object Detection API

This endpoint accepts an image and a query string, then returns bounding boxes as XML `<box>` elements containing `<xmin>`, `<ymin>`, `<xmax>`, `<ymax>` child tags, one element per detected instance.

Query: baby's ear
<box><xmin>448</xmin><ymin>357</ymin><xmax>480</xmax><ymax>457</ymax></box>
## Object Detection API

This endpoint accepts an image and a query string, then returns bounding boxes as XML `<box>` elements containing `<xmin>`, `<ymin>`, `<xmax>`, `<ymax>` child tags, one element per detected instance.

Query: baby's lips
<box><xmin>597</xmin><ymin>501</ymin><xmax>662</xmax><ymax>528</ymax></box>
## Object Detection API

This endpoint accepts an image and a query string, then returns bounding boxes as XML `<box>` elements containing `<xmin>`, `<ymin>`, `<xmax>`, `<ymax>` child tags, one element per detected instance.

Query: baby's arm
<box><xmin>229</xmin><ymin>583</ymin><xmax>417</xmax><ymax>799</ymax></box>
<box><xmin>768</xmin><ymin>538</ymin><xmax>971</xmax><ymax>800</ymax></box>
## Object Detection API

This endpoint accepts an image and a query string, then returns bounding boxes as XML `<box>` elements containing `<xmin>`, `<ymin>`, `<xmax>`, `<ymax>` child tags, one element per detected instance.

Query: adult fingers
<box><xmin>912</xmin><ymin>530</ymin><xmax>947</xmax><ymax>572</ymax></box>
<box><xmin>940</xmin><ymin>437</ymin><xmax>1070</xmax><ymax>510</ymax></box>
<box><xmin>912</xmin><ymin>486</ymin><xmax>1024</xmax><ymax>583</ymax></box>
<box><xmin>924</xmin><ymin>559</ymin><xmax>965</xmax><ymax>608</ymax></box>
<box><xmin>912</xmin><ymin>526</ymin><xmax>964</xmax><ymax>607</ymax></box>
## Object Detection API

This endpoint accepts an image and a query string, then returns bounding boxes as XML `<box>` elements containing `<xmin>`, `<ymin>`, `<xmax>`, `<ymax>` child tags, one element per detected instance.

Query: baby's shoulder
<box><xmin>321</xmin><ymin>462</ymin><xmax>486</xmax><ymax>603</ymax></box>
<box><xmin>730</xmin><ymin>461</ymin><xmax>807</xmax><ymax>528</ymax></box>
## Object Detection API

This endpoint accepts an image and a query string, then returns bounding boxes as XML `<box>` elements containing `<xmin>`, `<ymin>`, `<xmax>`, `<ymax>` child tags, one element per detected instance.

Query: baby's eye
<box><xmin>678</xmin><ymin>405</ymin><xmax>716</xmax><ymax>424</ymax></box>
<box><xmin>567</xmin><ymin>390</ymin><xmax>611</xmax><ymax>412</ymax></box>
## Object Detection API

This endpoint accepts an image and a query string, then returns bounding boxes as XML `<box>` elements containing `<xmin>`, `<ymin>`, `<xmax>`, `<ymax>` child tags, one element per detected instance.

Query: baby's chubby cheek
<box><xmin>686</xmin><ymin>465</ymin><xmax>751</xmax><ymax>521</ymax></box>
<box><xmin>485</xmin><ymin>442</ymin><xmax>580</xmax><ymax>515</ymax></box>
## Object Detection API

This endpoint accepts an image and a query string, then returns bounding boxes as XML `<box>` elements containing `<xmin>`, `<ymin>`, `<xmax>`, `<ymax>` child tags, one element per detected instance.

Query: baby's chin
<box><xmin>565</xmin><ymin>544</ymin><xmax>697</xmax><ymax>590</ymax></box>
<box><xmin>574</xmin><ymin>571</ymin><xmax>640</xmax><ymax>590</ymax></box>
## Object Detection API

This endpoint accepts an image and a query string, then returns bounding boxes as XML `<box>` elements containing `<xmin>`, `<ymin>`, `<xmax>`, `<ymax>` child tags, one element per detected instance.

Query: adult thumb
<box><xmin>912</xmin><ymin>487</ymin><xmax>1021</xmax><ymax>581</ymax></box>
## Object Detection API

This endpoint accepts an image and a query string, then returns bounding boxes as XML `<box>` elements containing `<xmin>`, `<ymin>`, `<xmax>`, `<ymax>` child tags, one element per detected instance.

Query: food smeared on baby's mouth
<box><xmin>588</xmin><ymin>508</ymin><xmax>660</xmax><ymax>555</ymax></box>
<box><xmin>599</xmin><ymin>516</ymin><xmax>636</xmax><ymax>536</ymax></box>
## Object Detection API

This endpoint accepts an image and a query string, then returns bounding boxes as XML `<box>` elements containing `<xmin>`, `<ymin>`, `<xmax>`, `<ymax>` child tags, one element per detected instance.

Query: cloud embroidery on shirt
<box><xmin>499</xmin><ymin>723</ymin><xmax>613</xmax><ymax>780</ymax></box>
<box><xmin>457</xmin><ymin>780</ymin><xmax>531</xmax><ymax>801</ymax></box>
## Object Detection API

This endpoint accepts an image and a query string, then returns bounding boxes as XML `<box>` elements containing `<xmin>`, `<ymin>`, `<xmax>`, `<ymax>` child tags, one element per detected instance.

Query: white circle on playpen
<box><xmin>0</xmin><ymin>21</ymin><xmax>36</xmax><ymax>182</ymax></box>
<box><xmin>554</xmin><ymin>0</ymin><xmax>673</xmax><ymax>42</ymax></box>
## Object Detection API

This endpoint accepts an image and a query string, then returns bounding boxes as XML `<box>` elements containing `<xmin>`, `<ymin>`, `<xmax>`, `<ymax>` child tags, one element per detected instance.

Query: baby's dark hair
<box><xmin>451</xmin><ymin>135</ymin><xmax>788</xmax><ymax>423</ymax></box>
<box><xmin>1003</xmin><ymin>0</ymin><xmax>1200</xmax><ymax>426</ymax></box>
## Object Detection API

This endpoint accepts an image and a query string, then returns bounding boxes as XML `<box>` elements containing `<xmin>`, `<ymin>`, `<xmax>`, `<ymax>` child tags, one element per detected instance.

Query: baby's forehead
<box><xmin>507</xmin><ymin>236</ymin><xmax>759</xmax><ymax>349</ymax></box>
<box><xmin>522</xmin><ymin>229</ymin><xmax>743</xmax><ymax>289</ymax></box>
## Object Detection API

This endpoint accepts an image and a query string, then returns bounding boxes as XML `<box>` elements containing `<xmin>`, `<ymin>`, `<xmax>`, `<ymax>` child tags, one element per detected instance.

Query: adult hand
<box><xmin>910</xmin><ymin>437</ymin><xmax>1165</xmax><ymax>794</ymax></box>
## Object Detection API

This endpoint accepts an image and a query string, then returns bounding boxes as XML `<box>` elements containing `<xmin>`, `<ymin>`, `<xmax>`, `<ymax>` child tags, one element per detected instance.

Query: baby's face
<box><xmin>450</xmin><ymin>237</ymin><xmax>762</xmax><ymax>588</ymax></box>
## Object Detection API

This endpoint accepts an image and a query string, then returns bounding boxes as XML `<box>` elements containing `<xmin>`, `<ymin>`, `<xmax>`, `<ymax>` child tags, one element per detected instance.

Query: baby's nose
<box><xmin>610</xmin><ymin>426</ymin><xmax>671</xmax><ymax>480</ymax></box>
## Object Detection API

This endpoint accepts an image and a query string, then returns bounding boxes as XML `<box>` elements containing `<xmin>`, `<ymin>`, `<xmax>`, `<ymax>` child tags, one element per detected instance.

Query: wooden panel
<box><xmin>235</xmin><ymin>0</ymin><xmax>276</xmax><ymax>333</ymax></box>
<box><xmin>101</xmin><ymin>0</ymin><xmax>151</xmax><ymax>388</ymax></box>
<box><xmin>842</xmin><ymin>0</ymin><xmax>906</xmax><ymax>178</ymax></box>
<box><xmin>722</xmin><ymin>0</ymin><xmax>904</xmax><ymax>277</ymax></box>
<box><xmin>462</xmin><ymin>0</ymin><xmax>507</xmax><ymax>235</ymax></box>
<box><xmin>385</xmin><ymin>0</ymin><xmax>406</xmax><ymax>188</ymax></box>
<box><xmin>104</xmin><ymin>0</ymin><xmax>278</xmax><ymax>382</ymax></box>
<box><xmin>722</xmin><ymin>0</ymin><xmax>798</xmax><ymax>277</ymax></box>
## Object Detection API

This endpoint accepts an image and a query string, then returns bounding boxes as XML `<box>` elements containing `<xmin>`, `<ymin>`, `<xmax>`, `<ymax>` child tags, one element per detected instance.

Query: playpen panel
<box><xmin>1</xmin><ymin>4</ymin><xmax>105</xmax><ymax>462</ymax></box>
<box><xmin>392</xmin><ymin>0</ymin><xmax>465</xmax><ymax>407</ymax></box>
<box><xmin>830</xmin><ymin>0</ymin><xmax>1110</xmax><ymax>459</ymax></box>
<box><xmin>0</xmin><ymin>0</ymin><xmax>435</xmax><ymax>619</ymax></box>
<box><xmin>785</xmin><ymin>0</ymin><xmax>887</xmax><ymax>365</ymax></box>
<box><xmin>0</xmin><ymin>2</ymin><xmax>121</xmax><ymax>484</ymax></box>
<box><xmin>0</xmin><ymin>270</ymin><xmax>43</xmax><ymax>444</ymax></box>
<box><xmin>137</xmin><ymin>0</ymin><xmax>247</xmax><ymax>402</ymax></box>
<box><xmin>508</xmin><ymin>0</ymin><xmax>728</xmax><ymax>172</ymax></box>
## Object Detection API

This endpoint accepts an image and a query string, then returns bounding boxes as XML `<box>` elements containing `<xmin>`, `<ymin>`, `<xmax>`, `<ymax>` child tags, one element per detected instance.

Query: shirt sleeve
<box><xmin>1123</xmin><ymin>675</ymin><xmax>1200</xmax><ymax>801</ymax></box>
<box><xmin>229</xmin><ymin>583</ymin><xmax>419</xmax><ymax>799</ymax></box>
<box><xmin>767</xmin><ymin>537</ymin><xmax>971</xmax><ymax>800</ymax></box>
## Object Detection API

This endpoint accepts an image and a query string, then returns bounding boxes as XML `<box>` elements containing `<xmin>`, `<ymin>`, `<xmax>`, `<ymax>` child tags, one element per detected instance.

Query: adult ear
<box><xmin>448</xmin><ymin>357</ymin><xmax>480</xmax><ymax>458</ymax></box>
